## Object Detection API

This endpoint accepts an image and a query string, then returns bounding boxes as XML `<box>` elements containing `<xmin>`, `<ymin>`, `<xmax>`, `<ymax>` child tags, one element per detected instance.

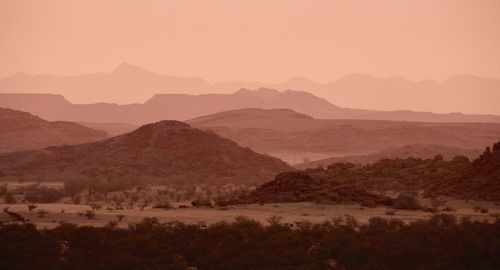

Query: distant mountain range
<box><xmin>2</xmin><ymin>88</ymin><xmax>500</xmax><ymax>125</ymax></box>
<box><xmin>0</xmin><ymin>121</ymin><xmax>291</xmax><ymax>183</ymax></box>
<box><xmin>0</xmin><ymin>108</ymin><xmax>107</xmax><ymax>153</ymax></box>
<box><xmin>189</xmin><ymin>108</ymin><xmax>500</xmax><ymax>164</ymax></box>
<box><xmin>1</xmin><ymin>63</ymin><xmax>499</xmax><ymax>115</ymax></box>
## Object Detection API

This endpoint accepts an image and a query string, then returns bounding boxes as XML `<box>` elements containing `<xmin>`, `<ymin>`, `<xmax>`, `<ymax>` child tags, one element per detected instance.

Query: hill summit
<box><xmin>0</xmin><ymin>120</ymin><xmax>291</xmax><ymax>183</ymax></box>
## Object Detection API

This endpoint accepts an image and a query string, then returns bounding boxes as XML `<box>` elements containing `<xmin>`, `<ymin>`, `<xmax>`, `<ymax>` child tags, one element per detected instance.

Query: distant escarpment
<box><xmin>0</xmin><ymin>121</ymin><xmax>291</xmax><ymax>183</ymax></box>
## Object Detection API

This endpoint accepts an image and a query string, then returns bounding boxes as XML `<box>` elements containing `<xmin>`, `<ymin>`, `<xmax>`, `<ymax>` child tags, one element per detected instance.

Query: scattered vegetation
<box><xmin>0</xmin><ymin>215</ymin><xmax>498</xmax><ymax>270</ymax></box>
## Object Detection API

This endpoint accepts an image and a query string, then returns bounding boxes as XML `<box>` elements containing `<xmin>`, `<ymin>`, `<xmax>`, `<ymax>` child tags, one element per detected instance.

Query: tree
<box><xmin>267</xmin><ymin>215</ymin><xmax>283</xmax><ymax>226</ymax></box>
<box><xmin>116</xmin><ymin>214</ymin><xmax>125</xmax><ymax>222</ymax></box>
<box><xmin>28</xmin><ymin>204</ymin><xmax>38</xmax><ymax>212</ymax></box>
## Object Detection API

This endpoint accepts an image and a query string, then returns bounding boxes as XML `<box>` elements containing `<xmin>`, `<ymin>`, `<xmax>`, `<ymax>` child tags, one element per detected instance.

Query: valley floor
<box><xmin>1</xmin><ymin>199</ymin><xmax>498</xmax><ymax>228</ymax></box>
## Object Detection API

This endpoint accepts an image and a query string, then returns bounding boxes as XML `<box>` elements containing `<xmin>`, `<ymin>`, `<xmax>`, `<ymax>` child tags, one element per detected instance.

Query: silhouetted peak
<box><xmin>234</xmin><ymin>87</ymin><xmax>280</xmax><ymax>100</ymax></box>
<box><xmin>112</xmin><ymin>62</ymin><xmax>149</xmax><ymax>75</ymax></box>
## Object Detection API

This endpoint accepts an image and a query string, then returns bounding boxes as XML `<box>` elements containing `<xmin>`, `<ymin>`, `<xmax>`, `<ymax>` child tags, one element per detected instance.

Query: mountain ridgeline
<box><xmin>0</xmin><ymin>121</ymin><xmax>291</xmax><ymax>184</ymax></box>
<box><xmin>1</xmin><ymin>63</ymin><xmax>500</xmax><ymax>115</ymax></box>
<box><xmin>2</xmin><ymin>87</ymin><xmax>500</xmax><ymax>125</ymax></box>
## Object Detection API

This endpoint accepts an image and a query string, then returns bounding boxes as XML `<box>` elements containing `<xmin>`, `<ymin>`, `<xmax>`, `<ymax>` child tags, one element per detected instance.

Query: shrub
<box><xmin>152</xmin><ymin>201</ymin><xmax>173</xmax><ymax>210</ymax></box>
<box><xmin>385</xmin><ymin>209</ymin><xmax>396</xmax><ymax>215</ymax></box>
<box><xmin>191</xmin><ymin>198</ymin><xmax>212</xmax><ymax>208</ymax></box>
<box><xmin>441</xmin><ymin>206</ymin><xmax>456</xmax><ymax>212</ymax></box>
<box><xmin>394</xmin><ymin>192</ymin><xmax>420</xmax><ymax>210</ymax></box>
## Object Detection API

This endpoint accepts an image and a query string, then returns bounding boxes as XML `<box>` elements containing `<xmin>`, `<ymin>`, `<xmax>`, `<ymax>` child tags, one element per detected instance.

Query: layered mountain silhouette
<box><xmin>1</xmin><ymin>63</ymin><xmax>499</xmax><ymax>115</ymax></box>
<box><xmin>189</xmin><ymin>108</ymin><xmax>500</xmax><ymax>164</ymax></box>
<box><xmin>1</xmin><ymin>88</ymin><xmax>500</xmax><ymax>125</ymax></box>
<box><xmin>0</xmin><ymin>107</ymin><xmax>107</xmax><ymax>153</ymax></box>
<box><xmin>0</xmin><ymin>121</ymin><xmax>291</xmax><ymax>183</ymax></box>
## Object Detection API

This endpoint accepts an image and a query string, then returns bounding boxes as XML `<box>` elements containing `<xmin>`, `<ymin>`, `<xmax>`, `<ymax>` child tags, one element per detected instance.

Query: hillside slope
<box><xmin>1</xmin><ymin>87</ymin><xmax>500</xmax><ymax>124</ymax></box>
<box><xmin>0</xmin><ymin>107</ymin><xmax>107</xmax><ymax>153</ymax></box>
<box><xmin>0</xmin><ymin>121</ymin><xmax>291</xmax><ymax>183</ymax></box>
<box><xmin>189</xmin><ymin>108</ymin><xmax>500</xmax><ymax>163</ymax></box>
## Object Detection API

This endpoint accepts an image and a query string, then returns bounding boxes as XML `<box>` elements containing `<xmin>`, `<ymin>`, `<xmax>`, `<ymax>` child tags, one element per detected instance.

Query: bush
<box><xmin>152</xmin><ymin>201</ymin><xmax>173</xmax><ymax>210</ymax></box>
<box><xmin>394</xmin><ymin>192</ymin><xmax>420</xmax><ymax>210</ymax></box>
<box><xmin>441</xmin><ymin>206</ymin><xmax>456</xmax><ymax>212</ymax></box>
<box><xmin>191</xmin><ymin>198</ymin><xmax>212</xmax><ymax>208</ymax></box>
<box><xmin>385</xmin><ymin>209</ymin><xmax>396</xmax><ymax>215</ymax></box>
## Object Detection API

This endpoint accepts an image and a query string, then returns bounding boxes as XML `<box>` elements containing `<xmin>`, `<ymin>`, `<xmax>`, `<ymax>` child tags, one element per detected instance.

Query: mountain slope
<box><xmin>0</xmin><ymin>63</ymin><xmax>211</xmax><ymax>104</ymax></box>
<box><xmin>0</xmin><ymin>121</ymin><xmax>291</xmax><ymax>183</ymax></box>
<box><xmin>0</xmin><ymin>107</ymin><xmax>107</xmax><ymax>153</ymax></box>
<box><xmin>2</xmin><ymin>87</ymin><xmax>500</xmax><ymax>125</ymax></box>
<box><xmin>189</xmin><ymin>108</ymin><xmax>500</xmax><ymax>164</ymax></box>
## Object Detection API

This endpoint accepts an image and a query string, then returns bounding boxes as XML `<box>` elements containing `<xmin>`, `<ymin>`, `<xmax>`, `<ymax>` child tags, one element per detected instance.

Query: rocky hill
<box><xmin>0</xmin><ymin>121</ymin><xmax>291</xmax><ymax>183</ymax></box>
<box><xmin>235</xmin><ymin>171</ymin><xmax>394</xmax><ymax>207</ymax></box>
<box><xmin>0</xmin><ymin>107</ymin><xmax>107</xmax><ymax>153</ymax></box>
<box><xmin>429</xmin><ymin>142</ymin><xmax>500</xmax><ymax>201</ymax></box>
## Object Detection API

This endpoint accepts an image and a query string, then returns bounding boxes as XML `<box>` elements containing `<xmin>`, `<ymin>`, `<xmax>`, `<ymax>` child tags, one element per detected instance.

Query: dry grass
<box><xmin>1</xmin><ymin>199</ymin><xmax>498</xmax><ymax>229</ymax></box>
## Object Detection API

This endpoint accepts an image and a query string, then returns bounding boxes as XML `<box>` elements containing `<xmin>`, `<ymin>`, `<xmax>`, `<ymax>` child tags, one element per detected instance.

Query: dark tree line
<box><xmin>0</xmin><ymin>214</ymin><xmax>499</xmax><ymax>270</ymax></box>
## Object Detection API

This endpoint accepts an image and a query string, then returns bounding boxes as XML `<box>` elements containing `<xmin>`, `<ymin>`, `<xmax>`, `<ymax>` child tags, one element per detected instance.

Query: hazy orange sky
<box><xmin>1</xmin><ymin>0</ymin><xmax>499</xmax><ymax>83</ymax></box>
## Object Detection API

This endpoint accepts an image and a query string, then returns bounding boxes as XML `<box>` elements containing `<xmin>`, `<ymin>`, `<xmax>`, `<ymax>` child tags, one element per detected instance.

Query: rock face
<box><xmin>0</xmin><ymin>120</ymin><xmax>292</xmax><ymax>183</ymax></box>
<box><xmin>432</xmin><ymin>142</ymin><xmax>500</xmax><ymax>201</ymax></box>
<box><xmin>236</xmin><ymin>171</ymin><xmax>394</xmax><ymax>207</ymax></box>
<box><xmin>0</xmin><ymin>107</ymin><xmax>107</xmax><ymax>153</ymax></box>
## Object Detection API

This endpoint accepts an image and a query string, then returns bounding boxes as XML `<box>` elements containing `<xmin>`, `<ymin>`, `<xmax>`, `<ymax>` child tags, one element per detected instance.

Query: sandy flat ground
<box><xmin>1</xmin><ymin>199</ymin><xmax>498</xmax><ymax>229</ymax></box>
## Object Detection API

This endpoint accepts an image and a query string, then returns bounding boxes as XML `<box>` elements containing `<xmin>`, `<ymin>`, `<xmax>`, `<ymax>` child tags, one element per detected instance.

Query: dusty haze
<box><xmin>1</xmin><ymin>1</ymin><xmax>500</xmax><ymax>82</ymax></box>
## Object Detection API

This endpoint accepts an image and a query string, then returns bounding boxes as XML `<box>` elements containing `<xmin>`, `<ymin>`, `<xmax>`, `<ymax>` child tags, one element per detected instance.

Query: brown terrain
<box><xmin>238</xmin><ymin>141</ymin><xmax>500</xmax><ymax>206</ymax></box>
<box><xmin>0</xmin><ymin>120</ymin><xmax>291</xmax><ymax>183</ymax></box>
<box><xmin>0</xmin><ymin>107</ymin><xmax>107</xmax><ymax>153</ymax></box>
<box><xmin>430</xmin><ymin>142</ymin><xmax>500</xmax><ymax>201</ymax></box>
<box><xmin>235</xmin><ymin>171</ymin><xmax>395</xmax><ymax>207</ymax></box>
<box><xmin>189</xmin><ymin>108</ymin><xmax>500</xmax><ymax>163</ymax></box>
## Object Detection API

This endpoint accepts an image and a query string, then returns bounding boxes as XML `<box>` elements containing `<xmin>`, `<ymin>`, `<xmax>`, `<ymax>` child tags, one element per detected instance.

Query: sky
<box><xmin>0</xmin><ymin>0</ymin><xmax>499</xmax><ymax>83</ymax></box>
